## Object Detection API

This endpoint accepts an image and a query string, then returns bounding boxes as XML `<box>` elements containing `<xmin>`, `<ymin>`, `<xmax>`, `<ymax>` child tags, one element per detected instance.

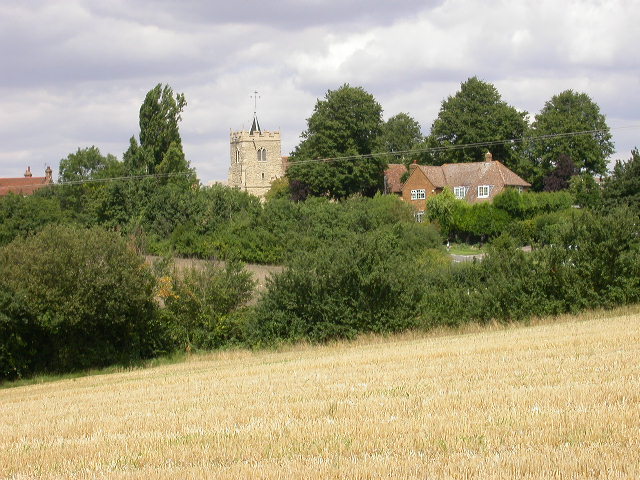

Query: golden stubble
<box><xmin>2</xmin><ymin>309</ymin><xmax>639</xmax><ymax>479</ymax></box>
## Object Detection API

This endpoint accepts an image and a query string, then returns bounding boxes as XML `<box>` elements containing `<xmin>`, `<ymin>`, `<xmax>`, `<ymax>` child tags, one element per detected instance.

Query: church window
<box><xmin>257</xmin><ymin>148</ymin><xmax>267</xmax><ymax>162</ymax></box>
<box><xmin>235</xmin><ymin>150</ymin><xmax>240</xmax><ymax>164</ymax></box>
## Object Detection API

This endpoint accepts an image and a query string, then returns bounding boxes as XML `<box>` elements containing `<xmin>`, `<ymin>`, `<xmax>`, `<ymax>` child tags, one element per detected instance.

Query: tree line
<box><xmin>1</xmin><ymin>80</ymin><xmax>639</xmax><ymax>382</ymax></box>
<box><xmin>286</xmin><ymin>78</ymin><xmax>615</xmax><ymax>198</ymax></box>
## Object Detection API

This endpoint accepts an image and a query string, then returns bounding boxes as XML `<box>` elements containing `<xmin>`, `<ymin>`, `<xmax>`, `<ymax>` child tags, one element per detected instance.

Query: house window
<box><xmin>477</xmin><ymin>185</ymin><xmax>490</xmax><ymax>198</ymax></box>
<box><xmin>410</xmin><ymin>189</ymin><xmax>426</xmax><ymax>200</ymax></box>
<box><xmin>257</xmin><ymin>148</ymin><xmax>267</xmax><ymax>162</ymax></box>
<box><xmin>415</xmin><ymin>210</ymin><xmax>425</xmax><ymax>223</ymax></box>
<box><xmin>454</xmin><ymin>186</ymin><xmax>467</xmax><ymax>199</ymax></box>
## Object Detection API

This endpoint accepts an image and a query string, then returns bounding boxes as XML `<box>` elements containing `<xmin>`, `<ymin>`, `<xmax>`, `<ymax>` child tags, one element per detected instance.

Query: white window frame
<box><xmin>477</xmin><ymin>185</ymin><xmax>490</xmax><ymax>198</ymax></box>
<box><xmin>454</xmin><ymin>186</ymin><xmax>467</xmax><ymax>199</ymax></box>
<box><xmin>410</xmin><ymin>189</ymin><xmax>426</xmax><ymax>200</ymax></box>
<box><xmin>415</xmin><ymin>210</ymin><xmax>425</xmax><ymax>223</ymax></box>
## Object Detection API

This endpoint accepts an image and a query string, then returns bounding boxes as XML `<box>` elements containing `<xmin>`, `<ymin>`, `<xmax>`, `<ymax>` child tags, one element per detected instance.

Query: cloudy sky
<box><xmin>1</xmin><ymin>0</ymin><xmax>638</xmax><ymax>183</ymax></box>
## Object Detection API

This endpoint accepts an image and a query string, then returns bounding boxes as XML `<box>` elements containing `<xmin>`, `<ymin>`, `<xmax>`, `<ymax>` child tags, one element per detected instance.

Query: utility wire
<box><xmin>287</xmin><ymin>128</ymin><xmax>615</xmax><ymax>166</ymax></box>
<box><xmin>3</xmin><ymin>125</ymin><xmax>638</xmax><ymax>190</ymax></box>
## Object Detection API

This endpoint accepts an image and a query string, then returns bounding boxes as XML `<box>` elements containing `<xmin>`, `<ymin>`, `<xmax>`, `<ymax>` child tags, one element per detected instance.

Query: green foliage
<box><xmin>493</xmin><ymin>189</ymin><xmax>574</xmax><ymax>219</ymax></box>
<box><xmin>0</xmin><ymin>283</ymin><xmax>44</xmax><ymax>381</ymax></box>
<box><xmin>249</xmin><ymin>225</ymin><xmax>441</xmax><ymax>345</ymax></box>
<box><xmin>569</xmin><ymin>173</ymin><xmax>602</xmax><ymax>209</ymax></box>
<box><xmin>530</xmin><ymin>90</ymin><xmax>614</xmax><ymax>182</ymax></box>
<box><xmin>56</xmin><ymin>146</ymin><xmax>126</xmax><ymax>224</ymax></box>
<box><xmin>0</xmin><ymin>225</ymin><xmax>162</xmax><ymax>379</ymax></box>
<box><xmin>603</xmin><ymin>148</ymin><xmax>640</xmax><ymax>211</ymax></box>
<box><xmin>0</xmin><ymin>192</ymin><xmax>68</xmax><ymax>246</ymax></box>
<box><xmin>455</xmin><ymin>203</ymin><xmax>512</xmax><ymax>241</ymax></box>
<box><xmin>375</xmin><ymin>112</ymin><xmax>423</xmax><ymax>166</ymax></box>
<box><xmin>427</xmin><ymin>77</ymin><xmax>529</xmax><ymax>174</ymax></box>
<box><xmin>124</xmin><ymin>83</ymin><xmax>194</xmax><ymax>180</ymax></box>
<box><xmin>264</xmin><ymin>177</ymin><xmax>291</xmax><ymax>202</ymax></box>
<box><xmin>426</xmin><ymin>188</ymin><xmax>461</xmax><ymax>236</ymax></box>
<box><xmin>58</xmin><ymin>146</ymin><xmax>122</xmax><ymax>183</ymax></box>
<box><xmin>421</xmin><ymin>208</ymin><xmax>640</xmax><ymax>326</ymax></box>
<box><xmin>287</xmin><ymin>84</ymin><xmax>386</xmax><ymax>199</ymax></box>
<box><xmin>159</xmin><ymin>262</ymin><xmax>255</xmax><ymax>351</ymax></box>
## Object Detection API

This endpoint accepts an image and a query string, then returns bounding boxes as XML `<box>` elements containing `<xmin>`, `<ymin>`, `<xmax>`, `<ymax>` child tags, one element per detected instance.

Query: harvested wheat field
<box><xmin>2</xmin><ymin>309</ymin><xmax>640</xmax><ymax>479</ymax></box>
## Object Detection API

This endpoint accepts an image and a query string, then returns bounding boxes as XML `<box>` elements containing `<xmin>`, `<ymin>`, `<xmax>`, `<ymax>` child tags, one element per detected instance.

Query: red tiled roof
<box><xmin>0</xmin><ymin>177</ymin><xmax>51</xmax><ymax>196</ymax></box>
<box><xmin>419</xmin><ymin>161</ymin><xmax>529</xmax><ymax>188</ymax></box>
<box><xmin>414</xmin><ymin>160</ymin><xmax>530</xmax><ymax>202</ymax></box>
<box><xmin>384</xmin><ymin>163</ymin><xmax>407</xmax><ymax>193</ymax></box>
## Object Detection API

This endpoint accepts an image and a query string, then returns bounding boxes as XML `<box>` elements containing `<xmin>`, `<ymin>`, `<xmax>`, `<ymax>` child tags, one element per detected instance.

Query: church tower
<box><xmin>228</xmin><ymin>106</ymin><xmax>284</xmax><ymax>199</ymax></box>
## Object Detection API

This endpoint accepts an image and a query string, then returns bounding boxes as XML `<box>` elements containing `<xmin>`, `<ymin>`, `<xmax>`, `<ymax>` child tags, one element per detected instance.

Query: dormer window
<box><xmin>477</xmin><ymin>185</ymin><xmax>490</xmax><ymax>198</ymax></box>
<box><xmin>257</xmin><ymin>148</ymin><xmax>267</xmax><ymax>162</ymax></box>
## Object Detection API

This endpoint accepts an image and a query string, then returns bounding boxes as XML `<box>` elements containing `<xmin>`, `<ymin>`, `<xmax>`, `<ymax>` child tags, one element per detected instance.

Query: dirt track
<box><xmin>146</xmin><ymin>256</ymin><xmax>283</xmax><ymax>291</ymax></box>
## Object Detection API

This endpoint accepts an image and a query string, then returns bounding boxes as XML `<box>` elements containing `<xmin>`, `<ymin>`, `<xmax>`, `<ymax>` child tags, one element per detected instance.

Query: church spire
<box><xmin>250</xmin><ymin>90</ymin><xmax>261</xmax><ymax>134</ymax></box>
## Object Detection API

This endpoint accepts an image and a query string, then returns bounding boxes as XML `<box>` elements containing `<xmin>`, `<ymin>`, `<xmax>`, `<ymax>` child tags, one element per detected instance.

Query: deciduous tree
<box><xmin>124</xmin><ymin>84</ymin><xmax>193</xmax><ymax>179</ymax></box>
<box><xmin>287</xmin><ymin>84</ymin><xmax>385</xmax><ymax>199</ymax></box>
<box><xmin>530</xmin><ymin>90</ymin><xmax>614</xmax><ymax>177</ymax></box>
<box><xmin>426</xmin><ymin>77</ymin><xmax>529</xmax><ymax>174</ymax></box>
<box><xmin>375</xmin><ymin>112</ymin><xmax>423</xmax><ymax>166</ymax></box>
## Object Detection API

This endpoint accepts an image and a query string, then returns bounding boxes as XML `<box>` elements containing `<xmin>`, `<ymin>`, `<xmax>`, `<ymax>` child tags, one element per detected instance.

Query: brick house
<box><xmin>0</xmin><ymin>166</ymin><xmax>53</xmax><ymax>196</ymax></box>
<box><xmin>401</xmin><ymin>153</ymin><xmax>530</xmax><ymax>221</ymax></box>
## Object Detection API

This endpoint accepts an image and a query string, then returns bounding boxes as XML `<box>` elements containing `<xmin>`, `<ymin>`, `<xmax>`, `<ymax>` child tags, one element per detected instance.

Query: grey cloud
<box><xmin>88</xmin><ymin>0</ymin><xmax>443</xmax><ymax>30</ymax></box>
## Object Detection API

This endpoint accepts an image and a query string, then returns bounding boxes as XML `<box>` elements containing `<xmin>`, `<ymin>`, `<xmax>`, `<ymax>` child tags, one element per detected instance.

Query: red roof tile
<box><xmin>413</xmin><ymin>160</ymin><xmax>530</xmax><ymax>203</ymax></box>
<box><xmin>0</xmin><ymin>177</ymin><xmax>52</xmax><ymax>196</ymax></box>
<box><xmin>384</xmin><ymin>164</ymin><xmax>407</xmax><ymax>193</ymax></box>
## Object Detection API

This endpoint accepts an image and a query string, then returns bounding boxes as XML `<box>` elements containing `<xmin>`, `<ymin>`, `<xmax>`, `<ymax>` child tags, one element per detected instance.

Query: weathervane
<box><xmin>250</xmin><ymin>90</ymin><xmax>260</xmax><ymax>116</ymax></box>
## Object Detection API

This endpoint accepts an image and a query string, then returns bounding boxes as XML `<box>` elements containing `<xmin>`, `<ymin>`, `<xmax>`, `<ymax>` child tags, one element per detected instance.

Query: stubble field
<box><xmin>1</xmin><ymin>308</ymin><xmax>639</xmax><ymax>479</ymax></box>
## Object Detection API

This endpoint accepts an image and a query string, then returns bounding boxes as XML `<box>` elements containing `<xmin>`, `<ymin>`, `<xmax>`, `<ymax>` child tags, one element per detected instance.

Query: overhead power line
<box><xmin>5</xmin><ymin>125</ymin><xmax>638</xmax><ymax>190</ymax></box>
<box><xmin>287</xmin><ymin>128</ymin><xmax>616</xmax><ymax>166</ymax></box>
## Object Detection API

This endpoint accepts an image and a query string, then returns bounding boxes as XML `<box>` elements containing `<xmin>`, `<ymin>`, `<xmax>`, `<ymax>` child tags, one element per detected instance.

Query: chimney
<box><xmin>484</xmin><ymin>152</ymin><xmax>493</xmax><ymax>162</ymax></box>
<box><xmin>24</xmin><ymin>166</ymin><xmax>32</xmax><ymax>177</ymax></box>
<box><xmin>409</xmin><ymin>159</ymin><xmax>419</xmax><ymax>174</ymax></box>
<box><xmin>45</xmin><ymin>166</ymin><xmax>53</xmax><ymax>182</ymax></box>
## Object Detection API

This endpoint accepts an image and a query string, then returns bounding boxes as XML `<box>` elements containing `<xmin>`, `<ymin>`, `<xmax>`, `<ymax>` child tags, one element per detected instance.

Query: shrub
<box><xmin>0</xmin><ymin>225</ymin><xmax>161</xmax><ymax>378</ymax></box>
<box><xmin>159</xmin><ymin>261</ymin><xmax>256</xmax><ymax>350</ymax></box>
<box><xmin>248</xmin><ymin>225</ymin><xmax>441</xmax><ymax>345</ymax></box>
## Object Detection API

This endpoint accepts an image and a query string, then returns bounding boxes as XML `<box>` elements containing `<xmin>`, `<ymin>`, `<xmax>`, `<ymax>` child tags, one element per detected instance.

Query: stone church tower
<box><xmin>228</xmin><ymin>113</ymin><xmax>284</xmax><ymax>199</ymax></box>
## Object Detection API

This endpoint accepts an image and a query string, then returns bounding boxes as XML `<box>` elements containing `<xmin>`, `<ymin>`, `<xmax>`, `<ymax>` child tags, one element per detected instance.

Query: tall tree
<box><xmin>530</xmin><ymin>90</ymin><xmax>614</xmax><ymax>178</ymax></box>
<box><xmin>426</xmin><ymin>77</ymin><xmax>529</xmax><ymax>173</ymax></box>
<box><xmin>375</xmin><ymin>112</ymin><xmax>423</xmax><ymax>167</ymax></box>
<box><xmin>57</xmin><ymin>146</ymin><xmax>124</xmax><ymax>223</ymax></box>
<box><xmin>124</xmin><ymin>84</ymin><xmax>192</xmax><ymax>178</ymax></box>
<box><xmin>287</xmin><ymin>84</ymin><xmax>385</xmax><ymax>200</ymax></box>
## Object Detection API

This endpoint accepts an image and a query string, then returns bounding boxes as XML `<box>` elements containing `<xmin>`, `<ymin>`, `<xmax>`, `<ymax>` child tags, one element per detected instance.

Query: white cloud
<box><xmin>0</xmin><ymin>0</ymin><xmax>638</xmax><ymax>182</ymax></box>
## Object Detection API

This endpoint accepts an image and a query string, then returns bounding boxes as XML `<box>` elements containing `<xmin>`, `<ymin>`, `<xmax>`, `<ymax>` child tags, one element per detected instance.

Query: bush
<box><xmin>158</xmin><ymin>261</ymin><xmax>256</xmax><ymax>350</ymax></box>
<box><xmin>0</xmin><ymin>225</ymin><xmax>162</xmax><ymax>378</ymax></box>
<box><xmin>248</xmin><ymin>225</ymin><xmax>441</xmax><ymax>345</ymax></box>
<box><xmin>420</xmin><ymin>208</ymin><xmax>640</xmax><ymax>327</ymax></box>
<box><xmin>0</xmin><ymin>192</ymin><xmax>68</xmax><ymax>247</ymax></box>
<box><xmin>493</xmin><ymin>189</ymin><xmax>573</xmax><ymax>219</ymax></box>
